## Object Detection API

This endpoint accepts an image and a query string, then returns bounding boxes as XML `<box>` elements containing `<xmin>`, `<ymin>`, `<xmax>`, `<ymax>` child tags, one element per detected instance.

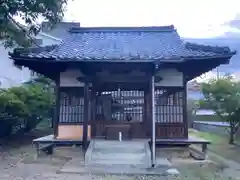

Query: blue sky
<box><xmin>64</xmin><ymin>0</ymin><xmax>240</xmax><ymax>38</ymax></box>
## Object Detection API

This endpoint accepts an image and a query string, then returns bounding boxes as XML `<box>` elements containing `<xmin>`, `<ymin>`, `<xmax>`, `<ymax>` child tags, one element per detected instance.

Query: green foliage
<box><xmin>198</xmin><ymin>99</ymin><xmax>212</xmax><ymax>109</ymax></box>
<box><xmin>187</xmin><ymin>98</ymin><xmax>198</xmax><ymax>114</ymax></box>
<box><xmin>0</xmin><ymin>0</ymin><xmax>68</xmax><ymax>47</ymax></box>
<box><xmin>201</xmin><ymin>75</ymin><xmax>240</xmax><ymax>144</ymax></box>
<box><xmin>0</xmin><ymin>76</ymin><xmax>55</xmax><ymax>137</ymax></box>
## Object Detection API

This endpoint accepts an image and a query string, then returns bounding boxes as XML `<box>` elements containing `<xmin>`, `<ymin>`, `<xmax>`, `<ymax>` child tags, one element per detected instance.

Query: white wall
<box><xmin>0</xmin><ymin>45</ymin><xmax>31</xmax><ymax>88</ymax></box>
<box><xmin>60</xmin><ymin>70</ymin><xmax>85</xmax><ymax>87</ymax></box>
<box><xmin>0</xmin><ymin>34</ymin><xmax>61</xmax><ymax>88</ymax></box>
<box><xmin>36</xmin><ymin>33</ymin><xmax>62</xmax><ymax>46</ymax></box>
<box><xmin>155</xmin><ymin>68</ymin><xmax>183</xmax><ymax>87</ymax></box>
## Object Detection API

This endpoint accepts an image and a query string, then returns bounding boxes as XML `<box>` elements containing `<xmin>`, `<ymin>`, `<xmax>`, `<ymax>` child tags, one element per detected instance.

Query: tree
<box><xmin>0</xmin><ymin>76</ymin><xmax>54</xmax><ymax>137</ymax></box>
<box><xmin>0</xmin><ymin>0</ymin><xmax>68</xmax><ymax>47</ymax></box>
<box><xmin>201</xmin><ymin>75</ymin><xmax>240</xmax><ymax>144</ymax></box>
<box><xmin>198</xmin><ymin>99</ymin><xmax>212</xmax><ymax>109</ymax></box>
<box><xmin>187</xmin><ymin>98</ymin><xmax>199</xmax><ymax>128</ymax></box>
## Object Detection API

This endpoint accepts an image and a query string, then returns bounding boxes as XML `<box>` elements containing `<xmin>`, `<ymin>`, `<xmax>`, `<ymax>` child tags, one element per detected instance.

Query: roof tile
<box><xmin>13</xmin><ymin>26</ymin><xmax>236</xmax><ymax>61</ymax></box>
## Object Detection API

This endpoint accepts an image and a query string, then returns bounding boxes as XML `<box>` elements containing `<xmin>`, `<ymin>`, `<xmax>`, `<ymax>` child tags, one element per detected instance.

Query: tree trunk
<box><xmin>229</xmin><ymin>127</ymin><xmax>235</xmax><ymax>144</ymax></box>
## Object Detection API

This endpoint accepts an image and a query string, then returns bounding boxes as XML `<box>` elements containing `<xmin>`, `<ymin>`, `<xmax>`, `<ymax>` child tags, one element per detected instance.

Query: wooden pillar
<box><xmin>53</xmin><ymin>74</ymin><xmax>60</xmax><ymax>138</ymax></box>
<box><xmin>91</xmin><ymin>83</ymin><xmax>97</xmax><ymax>138</ymax></box>
<box><xmin>143</xmin><ymin>89</ymin><xmax>148</xmax><ymax>134</ymax></box>
<box><xmin>145</xmin><ymin>84</ymin><xmax>152</xmax><ymax>138</ymax></box>
<box><xmin>183</xmin><ymin>75</ymin><xmax>188</xmax><ymax>138</ymax></box>
<box><xmin>150</xmin><ymin>75</ymin><xmax>156</xmax><ymax>167</ymax></box>
<box><xmin>83</xmin><ymin>82</ymin><xmax>90</xmax><ymax>151</ymax></box>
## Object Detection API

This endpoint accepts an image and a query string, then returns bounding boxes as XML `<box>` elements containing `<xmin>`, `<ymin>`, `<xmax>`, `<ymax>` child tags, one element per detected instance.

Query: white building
<box><xmin>0</xmin><ymin>22</ymin><xmax>80</xmax><ymax>88</ymax></box>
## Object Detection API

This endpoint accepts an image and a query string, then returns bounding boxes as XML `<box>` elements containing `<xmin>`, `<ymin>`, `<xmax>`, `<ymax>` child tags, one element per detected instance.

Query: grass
<box><xmin>195</xmin><ymin>115</ymin><xmax>221</xmax><ymax>122</ymax></box>
<box><xmin>189</xmin><ymin>129</ymin><xmax>240</xmax><ymax>164</ymax></box>
<box><xmin>176</xmin><ymin>163</ymin><xmax>234</xmax><ymax>180</ymax></box>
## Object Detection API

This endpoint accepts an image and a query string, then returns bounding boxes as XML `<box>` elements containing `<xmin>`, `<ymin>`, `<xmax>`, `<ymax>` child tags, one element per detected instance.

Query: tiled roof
<box><xmin>12</xmin><ymin>25</ymin><xmax>236</xmax><ymax>61</ymax></box>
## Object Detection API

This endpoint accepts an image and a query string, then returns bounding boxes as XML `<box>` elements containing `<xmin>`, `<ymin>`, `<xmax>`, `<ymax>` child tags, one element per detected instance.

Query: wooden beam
<box><xmin>53</xmin><ymin>74</ymin><xmax>60</xmax><ymax>138</ymax></box>
<box><xmin>83</xmin><ymin>82</ymin><xmax>90</xmax><ymax>151</ymax></box>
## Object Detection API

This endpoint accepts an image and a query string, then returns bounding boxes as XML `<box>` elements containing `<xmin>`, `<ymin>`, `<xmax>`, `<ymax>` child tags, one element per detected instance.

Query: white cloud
<box><xmin>64</xmin><ymin>0</ymin><xmax>240</xmax><ymax>38</ymax></box>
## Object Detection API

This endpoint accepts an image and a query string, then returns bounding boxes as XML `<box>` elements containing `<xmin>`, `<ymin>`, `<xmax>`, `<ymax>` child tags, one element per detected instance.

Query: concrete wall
<box><xmin>193</xmin><ymin>121</ymin><xmax>229</xmax><ymax>136</ymax></box>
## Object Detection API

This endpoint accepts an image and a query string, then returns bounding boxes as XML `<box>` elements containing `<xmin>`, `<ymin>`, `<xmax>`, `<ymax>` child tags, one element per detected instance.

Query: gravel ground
<box><xmin>0</xmin><ymin>145</ymin><xmax>168</xmax><ymax>180</ymax></box>
<box><xmin>0</xmin><ymin>144</ymin><xmax>238</xmax><ymax>179</ymax></box>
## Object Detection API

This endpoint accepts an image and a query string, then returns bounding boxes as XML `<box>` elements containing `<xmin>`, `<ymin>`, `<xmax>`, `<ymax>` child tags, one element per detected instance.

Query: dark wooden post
<box><xmin>53</xmin><ymin>74</ymin><xmax>60</xmax><ymax>138</ymax></box>
<box><xmin>83</xmin><ymin>82</ymin><xmax>90</xmax><ymax>151</ymax></box>
<box><xmin>146</xmin><ymin>79</ymin><xmax>152</xmax><ymax>138</ymax></box>
<box><xmin>143</xmin><ymin>89</ymin><xmax>148</xmax><ymax>137</ymax></box>
<box><xmin>91</xmin><ymin>83</ymin><xmax>97</xmax><ymax>138</ymax></box>
<box><xmin>183</xmin><ymin>75</ymin><xmax>188</xmax><ymax>138</ymax></box>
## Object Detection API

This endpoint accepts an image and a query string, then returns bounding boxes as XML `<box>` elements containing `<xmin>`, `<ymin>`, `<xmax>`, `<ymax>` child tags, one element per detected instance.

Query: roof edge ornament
<box><xmin>185</xmin><ymin>42</ymin><xmax>236</xmax><ymax>55</ymax></box>
<box><xmin>68</xmin><ymin>25</ymin><xmax>176</xmax><ymax>33</ymax></box>
<box><xmin>10</xmin><ymin>45</ymin><xmax>58</xmax><ymax>57</ymax></box>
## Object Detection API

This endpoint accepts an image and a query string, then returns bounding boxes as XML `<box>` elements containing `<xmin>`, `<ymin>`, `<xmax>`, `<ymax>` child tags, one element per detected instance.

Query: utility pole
<box><xmin>216</xmin><ymin>68</ymin><xmax>220</xmax><ymax>80</ymax></box>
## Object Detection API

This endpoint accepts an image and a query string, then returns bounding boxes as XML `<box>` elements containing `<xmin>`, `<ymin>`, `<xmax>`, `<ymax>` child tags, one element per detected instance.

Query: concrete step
<box><xmin>93</xmin><ymin>148</ymin><xmax>145</xmax><ymax>154</ymax></box>
<box><xmin>91</xmin><ymin>153</ymin><xmax>147</xmax><ymax>161</ymax></box>
<box><xmin>87</xmin><ymin>159</ymin><xmax>148</xmax><ymax>167</ymax></box>
<box><xmin>85</xmin><ymin>139</ymin><xmax>151</xmax><ymax>168</ymax></box>
<box><xmin>93</xmin><ymin>140</ymin><xmax>147</xmax><ymax>149</ymax></box>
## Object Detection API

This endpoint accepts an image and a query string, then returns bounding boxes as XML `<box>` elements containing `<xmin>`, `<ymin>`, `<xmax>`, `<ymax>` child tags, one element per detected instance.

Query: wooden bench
<box><xmin>34</xmin><ymin>143</ymin><xmax>54</xmax><ymax>156</ymax></box>
<box><xmin>32</xmin><ymin>134</ymin><xmax>88</xmax><ymax>156</ymax></box>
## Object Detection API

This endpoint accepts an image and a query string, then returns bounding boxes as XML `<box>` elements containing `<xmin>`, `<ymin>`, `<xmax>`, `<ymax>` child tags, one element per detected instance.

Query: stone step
<box><xmin>87</xmin><ymin>159</ymin><xmax>148</xmax><ymax>167</ymax></box>
<box><xmin>94</xmin><ymin>145</ymin><xmax>145</xmax><ymax>151</ymax></box>
<box><xmin>93</xmin><ymin>141</ymin><xmax>146</xmax><ymax>149</ymax></box>
<box><xmin>93</xmin><ymin>148</ymin><xmax>145</xmax><ymax>154</ymax></box>
<box><xmin>91</xmin><ymin>156</ymin><xmax>146</xmax><ymax>162</ymax></box>
<box><xmin>93</xmin><ymin>146</ymin><xmax>146</xmax><ymax>153</ymax></box>
<box><xmin>91</xmin><ymin>153</ymin><xmax>146</xmax><ymax>160</ymax></box>
<box><xmin>85</xmin><ymin>140</ymin><xmax>152</xmax><ymax>168</ymax></box>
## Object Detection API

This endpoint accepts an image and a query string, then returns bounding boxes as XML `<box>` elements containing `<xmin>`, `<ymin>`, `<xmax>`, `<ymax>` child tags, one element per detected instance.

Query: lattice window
<box><xmin>155</xmin><ymin>88</ymin><xmax>184</xmax><ymax>123</ymax></box>
<box><xmin>59</xmin><ymin>91</ymin><xmax>84</xmax><ymax>123</ymax></box>
<box><xmin>97</xmin><ymin>90</ymin><xmax>144</xmax><ymax>122</ymax></box>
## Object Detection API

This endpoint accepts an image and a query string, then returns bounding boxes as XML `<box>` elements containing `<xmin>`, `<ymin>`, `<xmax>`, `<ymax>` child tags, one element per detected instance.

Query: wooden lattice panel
<box><xmin>155</xmin><ymin>88</ymin><xmax>184</xmax><ymax>123</ymax></box>
<box><xmin>59</xmin><ymin>90</ymin><xmax>84</xmax><ymax>124</ymax></box>
<box><xmin>97</xmin><ymin>90</ymin><xmax>144</xmax><ymax>122</ymax></box>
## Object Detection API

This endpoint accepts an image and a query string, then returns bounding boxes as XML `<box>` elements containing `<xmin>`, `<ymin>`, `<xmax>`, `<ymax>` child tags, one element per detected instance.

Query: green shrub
<box><xmin>0</xmin><ymin>76</ymin><xmax>55</xmax><ymax>137</ymax></box>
